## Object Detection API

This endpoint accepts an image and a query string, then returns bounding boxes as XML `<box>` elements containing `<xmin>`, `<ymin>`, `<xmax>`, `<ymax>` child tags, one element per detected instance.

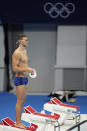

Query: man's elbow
<box><xmin>12</xmin><ymin>67</ymin><xmax>17</xmax><ymax>72</ymax></box>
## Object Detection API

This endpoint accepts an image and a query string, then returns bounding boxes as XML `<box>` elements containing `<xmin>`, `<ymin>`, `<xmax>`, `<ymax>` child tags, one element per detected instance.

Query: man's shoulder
<box><xmin>12</xmin><ymin>48</ymin><xmax>21</xmax><ymax>57</ymax></box>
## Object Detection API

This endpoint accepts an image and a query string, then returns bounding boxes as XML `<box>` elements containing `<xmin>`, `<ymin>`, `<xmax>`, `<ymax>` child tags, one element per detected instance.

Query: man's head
<box><xmin>17</xmin><ymin>34</ymin><xmax>28</xmax><ymax>47</ymax></box>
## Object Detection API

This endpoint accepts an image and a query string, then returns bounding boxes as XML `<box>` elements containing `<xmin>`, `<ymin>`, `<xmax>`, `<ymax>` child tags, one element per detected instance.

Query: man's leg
<box><xmin>15</xmin><ymin>84</ymin><xmax>27</xmax><ymax>129</ymax></box>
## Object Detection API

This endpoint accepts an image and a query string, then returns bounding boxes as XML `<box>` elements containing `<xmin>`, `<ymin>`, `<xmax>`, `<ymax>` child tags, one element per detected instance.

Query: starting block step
<box><xmin>0</xmin><ymin>117</ymin><xmax>38</xmax><ymax>131</ymax></box>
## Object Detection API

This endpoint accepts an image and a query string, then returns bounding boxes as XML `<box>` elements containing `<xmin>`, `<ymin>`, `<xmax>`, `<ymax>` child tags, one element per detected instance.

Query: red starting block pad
<box><xmin>51</xmin><ymin>97</ymin><xmax>80</xmax><ymax>110</ymax></box>
<box><xmin>44</xmin><ymin>97</ymin><xmax>80</xmax><ymax>125</ymax></box>
<box><xmin>0</xmin><ymin>117</ymin><xmax>38</xmax><ymax>131</ymax></box>
<box><xmin>21</xmin><ymin>106</ymin><xmax>60</xmax><ymax>131</ymax></box>
<box><xmin>24</xmin><ymin>105</ymin><xmax>60</xmax><ymax>120</ymax></box>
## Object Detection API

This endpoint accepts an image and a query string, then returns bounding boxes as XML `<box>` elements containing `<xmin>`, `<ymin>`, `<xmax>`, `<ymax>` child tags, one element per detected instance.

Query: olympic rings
<box><xmin>44</xmin><ymin>2</ymin><xmax>75</xmax><ymax>19</ymax></box>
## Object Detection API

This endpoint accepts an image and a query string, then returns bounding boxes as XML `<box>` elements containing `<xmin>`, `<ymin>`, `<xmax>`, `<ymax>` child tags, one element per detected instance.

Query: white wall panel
<box><xmin>0</xmin><ymin>25</ymin><xmax>5</xmax><ymax>91</ymax></box>
<box><xmin>54</xmin><ymin>26</ymin><xmax>87</xmax><ymax>91</ymax></box>
<box><xmin>56</xmin><ymin>26</ymin><xmax>87</xmax><ymax>67</ymax></box>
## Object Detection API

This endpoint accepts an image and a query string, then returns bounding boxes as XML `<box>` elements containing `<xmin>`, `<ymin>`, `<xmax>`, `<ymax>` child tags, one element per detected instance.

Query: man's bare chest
<box><xmin>20</xmin><ymin>53</ymin><xmax>28</xmax><ymax>63</ymax></box>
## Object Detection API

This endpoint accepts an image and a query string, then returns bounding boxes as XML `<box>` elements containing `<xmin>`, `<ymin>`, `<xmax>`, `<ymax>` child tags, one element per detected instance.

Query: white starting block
<box><xmin>43</xmin><ymin>97</ymin><xmax>80</xmax><ymax>125</ymax></box>
<box><xmin>21</xmin><ymin>105</ymin><xmax>60</xmax><ymax>131</ymax></box>
<box><xmin>0</xmin><ymin>117</ymin><xmax>38</xmax><ymax>131</ymax></box>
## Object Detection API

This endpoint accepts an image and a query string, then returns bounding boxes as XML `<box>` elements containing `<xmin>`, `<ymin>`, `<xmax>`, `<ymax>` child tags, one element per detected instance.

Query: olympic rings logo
<box><xmin>44</xmin><ymin>2</ymin><xmax>75</xmax><ymax>19</ymax></box>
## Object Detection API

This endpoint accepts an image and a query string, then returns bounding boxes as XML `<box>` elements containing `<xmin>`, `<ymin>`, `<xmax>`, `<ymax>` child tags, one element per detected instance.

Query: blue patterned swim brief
<box><xmin>14</xmin><ymin>77</ymin><xmax>28</xmax><ymax>86</ymax></box>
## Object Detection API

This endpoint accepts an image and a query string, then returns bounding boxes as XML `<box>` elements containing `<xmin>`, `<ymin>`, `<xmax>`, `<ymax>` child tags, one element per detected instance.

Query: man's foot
<box><xmin>15</xmin><ymin>123</ymin><xmax>26</xmax><ymax>129</ymax></box>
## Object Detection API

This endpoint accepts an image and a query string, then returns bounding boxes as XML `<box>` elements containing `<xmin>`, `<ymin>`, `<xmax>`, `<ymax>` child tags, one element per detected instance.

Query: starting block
<box><xmin>0</xmin><ymin>117</ymin><xmax>38</xmax><ymax>131</ymax></box>
<box><xmin>21</xmin><ymin>105</ymin><xmax>60</xmax><ymax>131</ymax></box>
<box><xmin>43</xmin><ymin>97</ymin><xmax>80</xmax><ymax>125</ymax></box>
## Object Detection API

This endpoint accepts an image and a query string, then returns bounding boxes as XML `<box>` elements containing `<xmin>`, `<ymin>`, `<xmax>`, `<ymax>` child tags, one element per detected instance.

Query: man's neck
<box><xmin>19</xmin><ymin>44</ymin><xmax>26</xmax><ymax>51</ymax></box>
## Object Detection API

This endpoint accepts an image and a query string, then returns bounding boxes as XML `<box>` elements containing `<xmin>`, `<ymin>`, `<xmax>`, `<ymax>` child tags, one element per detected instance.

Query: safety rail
<box><xmin>67</xmin><ymin>120</ymin><xmax>87</xmax><ymax>131</ymax></box>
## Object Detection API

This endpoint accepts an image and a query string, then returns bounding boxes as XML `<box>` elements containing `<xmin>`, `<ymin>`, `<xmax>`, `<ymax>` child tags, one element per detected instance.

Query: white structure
<box><xmin>44</xmin><ymin>97</ymin><xmax>80</xmax><ymax>125</ymax></box>
<box><xmin>21</xmin><ymin>105</ymin><xmax>60</xmax><ymax>131</ymax></box>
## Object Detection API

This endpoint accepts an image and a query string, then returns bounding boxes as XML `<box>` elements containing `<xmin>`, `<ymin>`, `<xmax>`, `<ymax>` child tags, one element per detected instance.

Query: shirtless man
<box><xmin>12</xmin><ymin>34</ymin><xmax>36</xmax><ymax>129</ymax></box>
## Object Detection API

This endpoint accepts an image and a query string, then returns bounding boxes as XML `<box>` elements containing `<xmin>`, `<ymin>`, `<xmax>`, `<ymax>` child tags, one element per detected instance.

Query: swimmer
<box><xmin>12</xmin><ymin>34</ymin><xmax>36</xmax><ymax>129</ymax></box>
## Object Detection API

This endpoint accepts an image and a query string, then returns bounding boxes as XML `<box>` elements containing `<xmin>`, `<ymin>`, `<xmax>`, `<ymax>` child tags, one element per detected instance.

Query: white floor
<box><xmin>75</xmin><ymin>91</ymin><xmax>87</xmax><ymax>96</ymax></box>
<box><xmin>59</xmin><ymin>114</ymin><xmax>87</xmax><ymax>131</ymax></box>
<box><xmin>44</xmin><ymin>114</ymin><xmax>87</xmax><ymax>131</ymax></box>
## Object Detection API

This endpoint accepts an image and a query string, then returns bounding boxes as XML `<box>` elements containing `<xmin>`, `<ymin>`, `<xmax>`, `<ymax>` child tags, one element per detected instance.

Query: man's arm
<box><xmin>12</xmin><ymin>52</ymin><xmax>34</xmax><ymax>73</ymax></box>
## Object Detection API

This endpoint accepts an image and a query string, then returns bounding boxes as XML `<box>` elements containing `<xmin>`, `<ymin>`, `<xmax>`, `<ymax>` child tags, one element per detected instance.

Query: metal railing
<box><xmin>67</xmin><ymin>120</ymin><xmax>87</xmax><ymax>131</ymax></box>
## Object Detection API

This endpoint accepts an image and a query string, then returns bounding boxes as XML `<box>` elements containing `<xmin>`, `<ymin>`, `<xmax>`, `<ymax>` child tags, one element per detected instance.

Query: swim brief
<box><xmin>14</xmin><ymin>77</ymin><xmax>28</xmax><ymax>86</ymax></box>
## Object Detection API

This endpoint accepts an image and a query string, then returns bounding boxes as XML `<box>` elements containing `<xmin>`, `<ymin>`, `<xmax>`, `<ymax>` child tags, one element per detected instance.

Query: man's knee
<box><xmin>17</xmin><ymin>99</ymin><xmax>25</xmax><ymax>106</ymax></box>
<box><xmin>17</xmin><ymin>100</ymin><xmax>24</xmax><ymax>105</ymax></box>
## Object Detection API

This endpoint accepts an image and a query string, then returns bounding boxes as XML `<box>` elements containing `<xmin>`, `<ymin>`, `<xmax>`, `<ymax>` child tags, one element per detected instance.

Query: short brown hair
<box><xmin>17</xmin><ymin>34</ymin><xmax>27</xmax><ymax>41</ymax></box>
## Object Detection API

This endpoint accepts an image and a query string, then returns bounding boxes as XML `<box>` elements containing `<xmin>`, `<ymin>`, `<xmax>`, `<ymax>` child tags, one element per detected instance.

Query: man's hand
<box><xmin>28</xmin><ymin>67</ymin><xmax>36</xmax><ymax>74</ymax></box>
<box><xmin>29</xmin><ymin>68</ymin><xmax>37</xmax><ymax>78</ymax></box>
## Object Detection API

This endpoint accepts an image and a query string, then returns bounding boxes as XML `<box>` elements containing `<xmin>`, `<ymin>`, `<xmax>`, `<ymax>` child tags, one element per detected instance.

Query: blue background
<box><xmin>0</xmin><ymin>0</ymin><xmax>87</xmax><ymax>24</ymax></box>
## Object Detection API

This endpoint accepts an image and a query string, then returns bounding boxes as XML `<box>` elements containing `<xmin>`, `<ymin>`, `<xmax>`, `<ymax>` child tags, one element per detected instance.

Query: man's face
<box><xmin>20</xmin><ymin>37</ymin><xmax>28</xmax><ymax>47</ymax></box>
